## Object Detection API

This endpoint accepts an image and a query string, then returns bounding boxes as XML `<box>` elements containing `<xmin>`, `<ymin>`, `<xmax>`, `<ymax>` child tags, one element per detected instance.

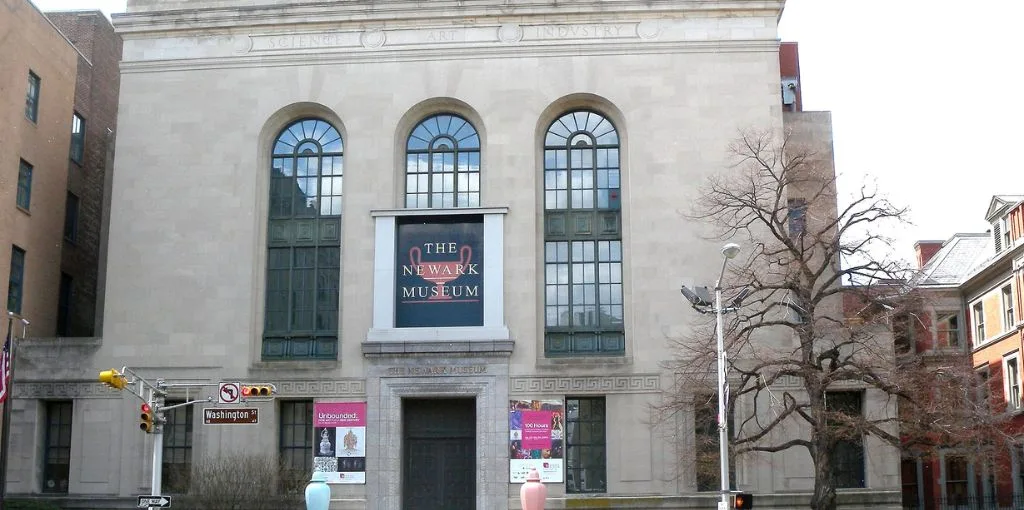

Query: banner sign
<box><xmin>313</xmin><ymin>402</ymin><xmax>366</xmax><ymax>484</ymax></box>
<box><xmin>395</xmin><ymin>215</ymin><xmax>484</xmax><ymax>327</ymax></box>
<box><xmin>509</xmin><ymin>399</ymin><xmax>564</xmax><ymax>483</ymax></box>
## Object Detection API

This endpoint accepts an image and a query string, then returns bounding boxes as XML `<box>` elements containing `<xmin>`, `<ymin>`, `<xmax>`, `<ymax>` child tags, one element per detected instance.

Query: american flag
<box><xmin>0</xmin><ymin>326</ymin><xmax>11</xmax><ymax>404</ymax></box>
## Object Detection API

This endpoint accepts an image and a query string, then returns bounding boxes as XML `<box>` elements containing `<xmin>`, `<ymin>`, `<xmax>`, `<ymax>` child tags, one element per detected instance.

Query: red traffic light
<box><xmin>140</xmin><ymin>403</ymin><xmax>154</xmax><ymax>433</ymax></box>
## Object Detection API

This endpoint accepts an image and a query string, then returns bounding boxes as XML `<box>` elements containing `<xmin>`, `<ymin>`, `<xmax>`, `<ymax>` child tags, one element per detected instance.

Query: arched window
<box><xmin>543</xmin><ymin>111</ymin><xmax>623</xmax><ymax>356</ymax></box>
<box><xmin>263</xmin><ymin>118</ymin><xmax>343</xmax><ymax>360</ymax></box>
<box><xmin>405</xmin><ymin>114</ymin><xmax>480</xmax><ymax>208</ymax></box>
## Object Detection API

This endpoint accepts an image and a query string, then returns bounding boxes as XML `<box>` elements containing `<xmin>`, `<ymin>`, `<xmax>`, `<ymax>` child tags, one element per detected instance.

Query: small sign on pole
<box><xmin>138</xmin><ymin>495</ymin><xmax>172</xmax><ymax>508</ymax></box>
<box><xmin>204</xmin><ymin>408</ymin><xmax>258</xmax><ymax>425</ymax></box>
<box><xmin>218</xmin><ymin>382</ymin><xmax>240</xmax><ymax>404</ymax></box>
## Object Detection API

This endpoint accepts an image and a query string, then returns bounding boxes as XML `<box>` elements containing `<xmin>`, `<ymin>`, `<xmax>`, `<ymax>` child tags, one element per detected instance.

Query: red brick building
<box><xmin>44</xmin><ymin>10</ymin><xmax>123</xmax><ymax>337</ymax></box>
<box><xmin>902</xmin><ymin>195</ymin><xmax>1024</xmax><ymax>509</ymax></box>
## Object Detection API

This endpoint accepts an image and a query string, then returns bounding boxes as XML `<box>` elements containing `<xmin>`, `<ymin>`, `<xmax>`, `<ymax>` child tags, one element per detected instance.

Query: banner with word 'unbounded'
<box><xmin>313</xmin><ymin>401</ymin><xmax>367</xmax><ymax>484</ymax></box>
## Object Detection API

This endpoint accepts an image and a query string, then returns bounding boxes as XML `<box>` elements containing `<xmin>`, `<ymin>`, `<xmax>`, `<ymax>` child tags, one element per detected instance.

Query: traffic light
<box><xmin>98</xmin><ymin>369</ymin><xmax>127</xmax><ymax>390</ymax></box>
<box><xmin>140</xmin><ymin>403</ymin><xmax>154</xmax><ymax>433</ymax></box>
<box><xmin>240</xmin><ymin>384</ymin><xmax>275</xmax><ymax>398</ymax></box>
<box><xmin>733</xmin><ymin>492</ymin><xmax>753</xmax><ymax>509</ymax></box>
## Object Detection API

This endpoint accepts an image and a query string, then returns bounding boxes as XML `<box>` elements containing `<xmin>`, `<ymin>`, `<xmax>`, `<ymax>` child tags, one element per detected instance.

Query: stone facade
<box><xmin>6</xmin><ymin>0</ymin><xmax>902</xmax><ymax>508</ymax></box>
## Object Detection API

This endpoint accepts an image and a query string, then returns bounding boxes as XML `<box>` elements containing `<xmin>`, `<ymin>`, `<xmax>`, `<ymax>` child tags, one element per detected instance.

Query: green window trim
<box><xmin>262</xmin><ymin>118</ymin><xmax>343</xmax><ymax>360</ymax></box>
<box><xmin>543</xmin><ymin>111</ymin><xmax>624</xmax><ymax>356</ymax></box>
<box><xmin>405</xmin><ymin>113</ymin><xmax>481</xmax><ymax>209</ymax></box>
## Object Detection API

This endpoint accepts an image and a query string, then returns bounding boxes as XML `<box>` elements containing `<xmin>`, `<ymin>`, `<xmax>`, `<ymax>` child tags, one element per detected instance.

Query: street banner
<box><xmin>509</xmin><ymin>399</ymin><xmax>564</xmax><ymax>483</ymax></box>
<box><xmin>313</xmin><ymin>401</ymin><xmax>367</xmax><ymax>484</ymax></box>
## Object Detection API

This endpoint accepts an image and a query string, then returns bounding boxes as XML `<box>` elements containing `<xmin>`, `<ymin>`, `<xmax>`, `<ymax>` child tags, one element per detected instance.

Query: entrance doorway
<box><xmin>402</xmin><ymin>398</ymin><xmax>476</xmax><ymax>510</ymax></box>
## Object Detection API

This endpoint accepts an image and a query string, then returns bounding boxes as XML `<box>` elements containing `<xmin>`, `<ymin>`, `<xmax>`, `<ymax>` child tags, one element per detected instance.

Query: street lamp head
<box><xmin>722</xmin><ymin>243</ymin><xmax>741</xmax><ymax>259</ymax></box>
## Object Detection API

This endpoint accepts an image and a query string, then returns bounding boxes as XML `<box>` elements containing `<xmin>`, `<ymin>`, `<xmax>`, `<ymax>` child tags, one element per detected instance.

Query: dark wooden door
<box><xmin>402</xmin><ymin>398</ymin><xmax>476</xmax><ymax>510</ymax></box>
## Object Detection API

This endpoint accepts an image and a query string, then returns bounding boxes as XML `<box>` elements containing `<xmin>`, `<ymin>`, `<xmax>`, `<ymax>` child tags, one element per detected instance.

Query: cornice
<box><xmin>120</xmin><ymin>38</ymin><xmax>779</xmax><ymax>73</ymax></box>
<box><xmin>114</xmin><ymin>0</ymin><xmax>785</xmax><ymax>35</ymax></box>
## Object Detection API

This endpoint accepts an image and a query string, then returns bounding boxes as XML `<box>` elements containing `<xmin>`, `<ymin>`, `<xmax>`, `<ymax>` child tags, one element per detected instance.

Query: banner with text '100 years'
<box><xmin>313</xmin><ymin>402</ymin><xmax>367</xmax><ymax>484</ymax></box>
<box><xmin>509</xmin><ymin>399</ymin><xmax>564</xmax><ymax>483</ymax></box>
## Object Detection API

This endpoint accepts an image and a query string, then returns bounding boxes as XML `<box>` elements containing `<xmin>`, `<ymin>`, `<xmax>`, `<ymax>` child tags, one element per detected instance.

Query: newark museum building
<box><xmin>4</xmin><ymin>0</ymin><xmax>902</xmax><ymax>508</ymax></box>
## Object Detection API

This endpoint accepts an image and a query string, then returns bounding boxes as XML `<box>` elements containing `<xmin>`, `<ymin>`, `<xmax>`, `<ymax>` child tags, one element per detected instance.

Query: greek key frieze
<box><xmin>510</xmin><ymin>374</ymin><xmax>660</xmax><ymax>395</ymax></box>
<box><xmin>14</xmin><ymin>382</ymin><xmax>121</xmax><ymax>399</ymax></box>
<box><xmin>274</xmin><ymin>379</ymin><xmax>366</xmax><ymax>397</ymax></box>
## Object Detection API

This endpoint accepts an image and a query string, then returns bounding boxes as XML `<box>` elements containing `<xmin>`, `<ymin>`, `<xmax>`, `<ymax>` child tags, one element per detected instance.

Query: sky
<box><xmin>29</xmin><ymin>0</ymin><xmax>1023</xmax><ymax>264</ymax></box>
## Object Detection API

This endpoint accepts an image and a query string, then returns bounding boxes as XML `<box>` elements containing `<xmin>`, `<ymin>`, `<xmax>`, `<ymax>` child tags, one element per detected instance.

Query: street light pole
<box><xmin>715</xmin><ymin>243</ymin><xmax>740</xmax><ymax>510</ymax></box>
<box><xmin>679</xmin><ymin>243</ymin><xmax>743</xmax><ymax>510</ymax></box>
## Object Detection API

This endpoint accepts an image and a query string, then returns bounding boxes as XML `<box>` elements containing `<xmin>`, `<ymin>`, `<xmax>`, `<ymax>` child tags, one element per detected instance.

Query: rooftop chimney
<box><xmin>914</xmin><ymin>240</ymin><xmax>944</xmax><ymax>269</ymax></box>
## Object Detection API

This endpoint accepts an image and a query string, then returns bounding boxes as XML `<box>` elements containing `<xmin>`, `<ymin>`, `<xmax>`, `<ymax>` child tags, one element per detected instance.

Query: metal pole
<box><xmin>715</xmin><ymin>279</ymin><xmax>730</xmax><ymax>510</ymax></box>
<box><xmin>150</xmin><ymin>393</ymin><xmax>163</xmax><ymax>510</ymax></box>
<box><xmin>0</xmin><ymin>315</ymin><xmax>26</xmax><ymax>510</ymax></box>
<box><xmin>0</xmin><ymin>316</ymin><xmax>14</xmax><ymax>510</ymax></box>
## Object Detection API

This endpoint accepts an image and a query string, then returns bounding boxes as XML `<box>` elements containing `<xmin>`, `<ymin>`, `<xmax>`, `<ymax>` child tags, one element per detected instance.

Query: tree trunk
<box><xmin>810</xmin><ymin>440</ymin><xmax>837</xmax><ymax>510</ymax></box>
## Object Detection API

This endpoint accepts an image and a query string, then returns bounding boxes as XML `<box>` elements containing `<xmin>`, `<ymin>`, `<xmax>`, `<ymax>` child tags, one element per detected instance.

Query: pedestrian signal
<box><xmin>733</xmin><ymin>492</ymin><xmax>753</xmax><ymax>509</ymax></box>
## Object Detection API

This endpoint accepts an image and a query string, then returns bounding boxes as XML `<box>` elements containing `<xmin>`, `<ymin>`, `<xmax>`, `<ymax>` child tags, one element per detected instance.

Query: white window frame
<box><xmin>1005</xmin><ymin>351</ymin><xmax>1022</xmax><ymax>411</ymax></box>
<box><xmin>973</xmin><ymin>301</ymin><xmax>985</xmax><ymax>344</ymax></box>
<box><xmin>1003</xmin><ymin>215</ymin><xmax>1012</xmax><ymax>250</ymax></box>
<box><xmin>1003</xmin><ymin>285</ymin><xmax>1016</xmax><ymax>330</ymax></box>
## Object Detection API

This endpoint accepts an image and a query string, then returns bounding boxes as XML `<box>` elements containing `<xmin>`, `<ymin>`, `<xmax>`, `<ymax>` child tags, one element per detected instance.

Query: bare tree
<box><xmin>665</xmin><ymin>129</ymin><xmax>1004</xmax><ymax>510</ymax></box>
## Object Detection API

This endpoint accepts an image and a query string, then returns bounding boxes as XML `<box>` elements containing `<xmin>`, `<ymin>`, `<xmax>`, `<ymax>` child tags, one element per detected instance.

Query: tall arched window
<box><xmin>543</xmin><ymin>111</ymin><xmax>624</xmax><ymax>356</ymax></box>
<box><xmin>263</xmin><ymin>118</ymin><xmax>343</xmax><ymax>360</ymax></box>
<box><xmin>405</xmin><ymin>114</ymin><xmax>480</xmax><ymax>208</ymax></box>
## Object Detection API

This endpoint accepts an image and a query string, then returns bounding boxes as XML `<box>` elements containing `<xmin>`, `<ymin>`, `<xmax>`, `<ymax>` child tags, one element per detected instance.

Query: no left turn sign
<box><xmin>219</xmin><ymin>382</ymin><xmax>240</xmax><ymax>404</ymax></box>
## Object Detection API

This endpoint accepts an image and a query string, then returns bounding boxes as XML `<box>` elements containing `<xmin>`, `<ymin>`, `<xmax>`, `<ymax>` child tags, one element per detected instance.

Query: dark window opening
<box><xmin>694</xmin><ymin>393</ymin><xmax>736</xmax><ymax>492</ymax></box>
<box><xmin>565</xmin><ymin>397</ymin><xmax>606</xmax><ymax>493</ymax></box>
<box><xmin>826</xmin><ymin>391</ymin><xmax>865</xmax><ymax>489</ymax></box>
<box><xmin>162</xmin><ymin>400</ymin><xmax>193</xmax><ymax>493</ymax></box>
<box><xmin>25</xmin><ymin>71</ymin><xmax>40</xmax><ymax>122</ymax></box>
<box><xmin>8</xmin><ymin>246</ymin><xmax>25</xmax><ymax>314</ymax></box>
<box><xmin>64</xmin><ymin>192</ymin><xmax>79</xmax><ymax>243</ymax></box>
<box><xmin>42</xmin><ymin>400</ymin><xmax>73</xmax><ymax>493</ymax></box>
<box><xmin>17</xmin><ymin>160</ymin><xmax>32</xmax><ymax>211</ymax></box>
<box><xmin>279</xmin><ymin>400</ymin><xmax>313</xmax><ymax>493</ymax></box>
<box><xmin>70</xmin><ymin>113</ymin><xmax>85</xmax><ymax>163</ymax></box>
<box><xmin>57</xmin><ymin>273</ymin><xmax>72</xmax><ymax>336</ymax></box>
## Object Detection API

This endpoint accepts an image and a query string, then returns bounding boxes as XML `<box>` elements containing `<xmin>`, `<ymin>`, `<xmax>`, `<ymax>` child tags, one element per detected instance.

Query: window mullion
<box><xmin>313</xmin><ymin>233</ymin><xmax>320</xmax><ymax>337</ymax></box>
<box><xmin>426</xmin><ymin>147</ymin><xmax>434</xmax><ymax>207</ymax></box>
<box><xmin>313</xmin><ymin>154</ymin><xmax>322</xmax><ymax>336</ymax></box>
<box><xmin>287</xmin><ymin>246</ymin><xmax>295</xmax><ymax>335</ymax></box>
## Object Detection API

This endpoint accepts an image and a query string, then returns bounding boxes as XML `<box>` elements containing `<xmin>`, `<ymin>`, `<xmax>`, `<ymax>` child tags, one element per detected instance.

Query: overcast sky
<box><xmin>29</xmin><ymin>0</ymin><xmax>1022</xmax><ymax>264</ymax></box>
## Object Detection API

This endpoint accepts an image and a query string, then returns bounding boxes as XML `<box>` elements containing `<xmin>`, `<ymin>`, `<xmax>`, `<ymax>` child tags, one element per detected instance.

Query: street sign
<box><xmin>138</xmin><ymin>495</ymin><xmax>171</xmax><ymax>508</ymax></box>
<box><xmin>218</xmin><ymin>382</ymin><xmax>239</xmax><ymax>404</ymax></box>
<box><xmin>204</xmin><ymin>407</ymin><xmax>258</xmax><ymax>424</ymax></box>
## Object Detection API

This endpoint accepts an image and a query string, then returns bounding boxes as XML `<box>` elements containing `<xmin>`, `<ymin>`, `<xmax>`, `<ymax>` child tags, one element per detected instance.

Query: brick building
<box><xmin>0</xmin><ymin>0</ymin><xmax>121</xmax><ymax>496</ymax></box>
<box><xmin>900</xmin><ymin>195</ymin><xmax>1024</xmax><ymax>509</ymax></box>
<box><xmin>0</xmin><ymin>0</ymin><xmax>78</xmax><ymax>340</ymax></box>
<box><xmin>45</xmin><ymin>10</ymin><xmax>124</xmax><ymax>338</ymax></box>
